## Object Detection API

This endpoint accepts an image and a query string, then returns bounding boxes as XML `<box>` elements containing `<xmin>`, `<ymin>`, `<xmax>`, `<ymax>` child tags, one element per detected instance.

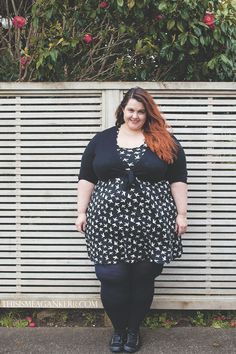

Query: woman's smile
<box><xmin>122</xmin><ymin>98</ymin><xmax>147</xmax><ymax>132</ymax></box>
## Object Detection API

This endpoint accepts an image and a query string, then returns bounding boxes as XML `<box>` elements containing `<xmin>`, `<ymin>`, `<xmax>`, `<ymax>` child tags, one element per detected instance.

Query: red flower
<box><xmin>28</xmin><ymin>322</ymin><xmax>36</xmax><ymax>327</ymax></box>
<box><xmin>230</xmin><ymin>320</ymin><xmax>236</xmax><ymax>328</ymax></box>
<box><xmin>155</xmin><ymin>14</ymin><xmax>164</xmax><ymax>21</ymax></box>
<box><xmin>83</xmin><ymin>34</ymin><xmax>93</xmax><ymax>44</ymax></box>
<box><xmin>20</xmin><ymin>56</ymin><xmax>30</xmax><ymax>69</ymax></box>
<box><xmin>25</xmin><ymin>316</ymin><xmax>33</xmax><ymax>323</ymax></box>
<box><xmin>203</xmin><ymin>12</ymin><xmax>215</xmax><ymax>29</ymax></box>
<box><xmin>99</xmin><ymin>2</ymin><xmax>109</xmax><ymax>8</ymax></box>
<box><xmin>12</xmin><ymin>16</ymin><xmax>27</xmax><ymax>29</ymax></box>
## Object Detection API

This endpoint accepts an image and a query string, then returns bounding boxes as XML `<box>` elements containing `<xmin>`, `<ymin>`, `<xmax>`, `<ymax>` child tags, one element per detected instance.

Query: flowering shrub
<box><xmin>0</xmin><ymin>0</ymin><xmax>235</xmax><ymax>81</ymax></box>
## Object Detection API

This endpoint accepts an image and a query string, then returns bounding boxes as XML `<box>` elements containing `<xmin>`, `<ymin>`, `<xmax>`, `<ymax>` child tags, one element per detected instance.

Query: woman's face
<box><xmin>122</xmin><ymin>98</ymin><xmax>147</xmax><ymax>131</ymax></box>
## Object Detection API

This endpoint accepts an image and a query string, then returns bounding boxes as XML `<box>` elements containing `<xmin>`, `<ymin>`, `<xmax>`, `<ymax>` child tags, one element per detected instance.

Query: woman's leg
<box><xmin>127</xmin><ymin>261</ymin><xmax>164</xmax><ymax>332</ymax></box>
<box><xmin>95</xmin><ymin>262</ymin><xmax>131</xmax><ymax>333</ymax></box>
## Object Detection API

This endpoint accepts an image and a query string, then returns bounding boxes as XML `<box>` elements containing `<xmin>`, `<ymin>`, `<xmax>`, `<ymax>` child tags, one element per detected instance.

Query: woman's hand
<box><xmin>75</xmin><ymin>213</ymin><xmax>87</xmax><ymax>233</ymax></box>
<box><xmin>175</xmin><ymin>214</ymin><xmax>187</xmax><ymax>236</ymax></box>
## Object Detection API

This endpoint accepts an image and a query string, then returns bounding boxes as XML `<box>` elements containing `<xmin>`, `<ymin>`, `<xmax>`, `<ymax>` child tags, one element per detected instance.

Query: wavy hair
<box><xmin>115</xmin><ymin>87</ymin><xmax>179</xmax><ymax>164</ymax></box>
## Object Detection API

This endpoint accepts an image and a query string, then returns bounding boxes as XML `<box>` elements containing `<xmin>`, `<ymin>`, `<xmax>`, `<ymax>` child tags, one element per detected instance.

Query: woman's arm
<box><xmin>75</xmin><ymin>179</ymin><xmax>95</xmax><ymax>233</ymax></box>
<box><xmin>170</xmin><ymin>181</ymin><xmax>188</xmax><ymax>236</ymax></box>
<box><xmin>77</xmin><ymin>179</ymin><xmax>95</xmax><ymax>213</ymax></box>
<box><xmin>170</xmin><ymin>181</ymin><xmax>187</xmax><ymax>216</ymax></box>
<box><xmin>76</xmin><ymin>133</ymin><xmax>99</xmax><ymax>233</ymax></box>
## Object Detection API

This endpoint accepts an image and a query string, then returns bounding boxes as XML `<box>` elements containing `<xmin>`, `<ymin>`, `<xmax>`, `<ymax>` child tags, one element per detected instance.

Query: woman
<box><xmin>75</xmin><ymin>87</ymin><xmax>188</xmax><ymax>353</ymax></box>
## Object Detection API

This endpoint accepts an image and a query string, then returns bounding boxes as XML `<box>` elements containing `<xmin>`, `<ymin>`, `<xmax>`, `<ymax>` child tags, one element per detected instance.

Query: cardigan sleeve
<box><xmin>165</xmin><ymin>137</ymin><xmax>188</xmax><ymax>184</ymax></box>
<box><xmin>78</xmin><ymin>135</ymin><xmax>98</xmax><ymax>184</ymax></box>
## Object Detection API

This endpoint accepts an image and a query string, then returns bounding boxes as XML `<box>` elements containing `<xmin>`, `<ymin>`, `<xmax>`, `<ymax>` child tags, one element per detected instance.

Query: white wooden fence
<box><xmin>0</xmin><ymin>82</ymin><xmax>235</xmax><ymax>309</ymax></box>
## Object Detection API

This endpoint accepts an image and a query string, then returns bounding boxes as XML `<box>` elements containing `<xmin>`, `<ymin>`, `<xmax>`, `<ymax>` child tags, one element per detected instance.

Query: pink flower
<box><xmin>12</xmin><ymin>16</ymin><xmax>27</xmax><ymax>29</ymax></box>
<box><xmin>20</xmin><ymin>56</ymin><xmax>31</xmax><ymax>69</ymax></box>
<box><xmin>83</xmin><ymin>34</ymin><xmax>93</xmax><ymax>44</ymax></box>
<box><xmin>99</xmin><ymin>2</ymin><xmax>109</xmax><ymax>8</ymax></box>
<box><xmin>203</xmin><ymin>12</ymin><xmax>215</xmax><ymax>29</ymax></box>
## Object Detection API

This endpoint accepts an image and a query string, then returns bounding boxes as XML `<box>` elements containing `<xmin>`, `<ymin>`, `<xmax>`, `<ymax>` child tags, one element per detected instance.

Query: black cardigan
<box><xmin>78</xmin><ymin>126</ymin><xmax>187</xmax><ymax>189</ymax></box>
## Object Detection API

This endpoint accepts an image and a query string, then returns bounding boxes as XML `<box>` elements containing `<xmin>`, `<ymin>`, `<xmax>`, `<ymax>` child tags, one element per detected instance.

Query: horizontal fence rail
<box><xmin>0</xmin><ymin>82</ymin><xmax>235</xmax><ymax>309</ymax></box>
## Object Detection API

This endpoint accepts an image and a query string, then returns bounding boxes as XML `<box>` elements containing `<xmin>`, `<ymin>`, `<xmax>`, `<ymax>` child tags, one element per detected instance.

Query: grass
<box><xmin>0</xmin><ymin>309</ymin><xmax>29</xmax><ymax>328</ymax></box>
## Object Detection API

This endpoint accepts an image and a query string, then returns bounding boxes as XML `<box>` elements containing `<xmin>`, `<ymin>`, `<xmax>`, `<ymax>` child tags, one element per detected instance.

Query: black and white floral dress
<box><xmin>84</xmin><ymin>136</ymin><xmax>183</xmax><ymax>265</ymax></box>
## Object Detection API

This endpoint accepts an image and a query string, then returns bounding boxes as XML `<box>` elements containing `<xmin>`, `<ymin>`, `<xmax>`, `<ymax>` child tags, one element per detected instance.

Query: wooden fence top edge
<box><xmin>0</xmin><ymin>82</ymin><xmax>235</xmax><ymax>91</ymax></box>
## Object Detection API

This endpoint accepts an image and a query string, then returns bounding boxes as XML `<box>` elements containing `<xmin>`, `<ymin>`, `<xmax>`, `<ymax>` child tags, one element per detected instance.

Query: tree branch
<box><xmin>11</xmin><ymin>0</ymin><xmax>17</xmax><ymax>15</ymax></box>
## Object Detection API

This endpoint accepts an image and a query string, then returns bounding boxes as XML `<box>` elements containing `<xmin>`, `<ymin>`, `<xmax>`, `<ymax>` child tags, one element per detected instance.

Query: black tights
<box><xmin>95</xmin><ymin>261</ymin><xmax>163</xmax><ymax>333</ymax></box>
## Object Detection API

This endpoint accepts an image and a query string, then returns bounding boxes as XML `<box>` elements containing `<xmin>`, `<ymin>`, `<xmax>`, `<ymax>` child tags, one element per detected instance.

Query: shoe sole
<box><xmin>123</xmin><ymin>343</ymin><xmax>141</xmax><ymax>353</ymax></box>
<box><xmin>110</xmin><ymin>347</ymin><xmax>123</xmax><ymax>353</ymax></box>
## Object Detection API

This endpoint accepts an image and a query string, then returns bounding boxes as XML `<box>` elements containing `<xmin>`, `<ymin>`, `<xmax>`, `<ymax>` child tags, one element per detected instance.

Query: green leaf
<box><xmin>160</xmin><ymin>45</ymin><xmax>169</xmax><ymax>58</ymax></box>
<box><xmin>213</xmin><ymin>29</ymin><xmax>221</xmax><ymax>41</ymax></box>
<box><xmin>158</xmin><ymin>2</ymin><xmax>167</xmax><ymax>11</ymax></box>
<box><xmin>198</xmin><ymin>22</ymin><xmax>210</xmax><ymax>29</ymax></box>
<box><xmin>207</xmin><ymin>58</ymin><xmax>217</xmax><ymax>70</ymax></box>
<box><xmin>203</xmin><ymin>35</ymin><xmax>211</xmax><ymax>46</ymax></box>
<box><xmin>181</xmin><ymin>10</ymin><xmax>189</xmax><ymax>20</ymax></box>
<box><xmin>220</xmin><ymin>54</ymin><xmax>233</xmax><ymax>68</ymax></box>
<box><xmin>45</xmin><ymin>8</ymin><xmax>53</xmax><ymax>20</ymax></box>
<box><xmin>119</xmin><ymin>24</ymin><xmax>126</xmax><ymax>33</ymax></box>
<box><xmin>179</xmin><ymin>33</ymin><xmax>188</xmax><ymax>45</ymax></box>
<box><xmin>128</xmin><ymin>0</ymin><xmax>135</xmax><ymax>9</ymax></box>
<box><xmin>221</xmin><ymin>22</ymin><xmax>227</xmax><ymax>33</ymax></box>
<box><xmin>117</xmin><ymin>0</ymin><xmax>124</xmax><ymax>7</ymax></box>
<box><xmin>61</xmin><ymin>41</ymin><xmax>70</xmax><ymax>47</ymax></box>
<box><xmin>193</xmin><ymin>26</ymin><xmax>201</xmax><ymax>37</ymax></box>
<box><xmin>167</xmin><ymin>20</ymin><xmax>175</xmax><ymax>30</ymax></box>
<box><xmin>50</xmin><ymin>49</ymin><xmax>58</xmax><ymax>62</ymax></box>
<box><xmin>199</xmin><ymin>36</ymin><xmax>205</xmax><ymax>46</ymax></box>
<box><xmin>71</xmin><ymin>39</ymin><xmax>79</xmax><ymax>48</ymax></box>
<box><xmin>36</xmin><ymin>58</ymin><xmax>43</xmax><ymax>70</ymax></box>
<box><xmin>56</xmin><ymin>38</ymin><xmax>64</xmax><ymax>46</ymax></box>
<box><xmin>189</xmin><ymin>35</ymin><xmax>198</xmax><ymax>47</ymax></box>
<box><xmin>177</xmin><ymin>22</ymin><xmax>184</xmax><ymax>32</ymax></box>
<box><xmin>135</xmin><ymin>39</ymin><xmax>143</xmax><ymax>51</ymax></box>
<box><xmin>166</xmin><ymin>51</ymin><xmax>173</xmax><ymax>61</ymax></box>
<box><xmin>32</xmin><ymin>17</ymin><xmax>39</xmax><ymax>29</ymax></box>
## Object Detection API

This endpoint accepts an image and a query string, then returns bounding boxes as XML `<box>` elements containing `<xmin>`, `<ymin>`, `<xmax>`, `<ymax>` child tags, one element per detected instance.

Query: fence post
<box><xmin>102</xmin><ymin>89</ymin><xmax>123</xmax><ymax>128</ymax></box>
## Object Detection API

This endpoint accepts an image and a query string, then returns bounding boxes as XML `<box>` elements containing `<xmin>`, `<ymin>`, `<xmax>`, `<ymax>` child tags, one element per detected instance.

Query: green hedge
<box><xmin>0</xmin><ymin>0</ymin><xmax>235</xmax><ymax>81</ymax></box>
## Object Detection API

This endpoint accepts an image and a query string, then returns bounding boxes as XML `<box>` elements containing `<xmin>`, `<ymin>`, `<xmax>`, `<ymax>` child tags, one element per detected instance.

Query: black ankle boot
<box><xmin>124</xmin><ymin>330</ymin><xmax>141</xmax><ymax>353</ymax></box>
<box><xmin>109</xmin><ymin>330</ymin><xmax>127</xmax><ymax>353</ymax></box>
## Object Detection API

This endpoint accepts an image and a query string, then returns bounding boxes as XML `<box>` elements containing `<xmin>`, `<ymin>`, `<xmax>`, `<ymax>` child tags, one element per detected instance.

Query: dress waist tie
<box><xmin>122</xmin><ymin>170</ymin><xmax>142</xmax><ymax>193</ymax></box>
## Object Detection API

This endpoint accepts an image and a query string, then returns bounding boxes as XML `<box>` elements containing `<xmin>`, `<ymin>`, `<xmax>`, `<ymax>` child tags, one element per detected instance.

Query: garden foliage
<box><xmin>0</xmin><ymin>0</ymin><xmax>235</xmax><ymax>81</ymax></box>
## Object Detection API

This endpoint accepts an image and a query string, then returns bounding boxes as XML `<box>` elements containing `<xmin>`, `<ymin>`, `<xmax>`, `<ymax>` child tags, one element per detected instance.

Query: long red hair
<box><xmin>115</xmin><ymin>87</ymin><xmax>179</xmax><ymax>164</ymax></box>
